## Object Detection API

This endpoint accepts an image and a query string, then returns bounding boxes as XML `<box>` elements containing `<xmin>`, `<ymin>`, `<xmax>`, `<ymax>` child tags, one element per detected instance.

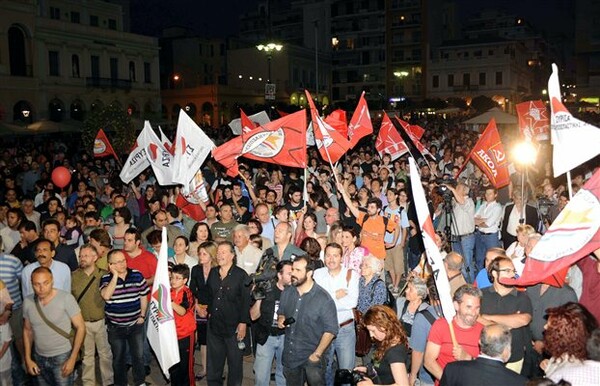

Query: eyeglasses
<box><xmin>497</xmin><ymin>268</ymin><xmax>517</xmax><ymax>274</ymax></box>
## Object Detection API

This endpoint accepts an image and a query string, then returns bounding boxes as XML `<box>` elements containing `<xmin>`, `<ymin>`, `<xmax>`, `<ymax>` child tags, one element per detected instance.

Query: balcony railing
<box><xmin>86</xmin><ymin>77</ymin><xmax>132</xmax><ymax>90</ymax></box>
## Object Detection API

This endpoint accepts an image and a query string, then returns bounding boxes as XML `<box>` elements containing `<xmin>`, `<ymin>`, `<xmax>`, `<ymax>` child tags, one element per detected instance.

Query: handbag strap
<box><xmin>34</xmin><ymin>298</ymin><xmax>71</xmax><ymax>339</ymax></box>
<box><xmin>76</xmin><ymin>275</ymin><xmax>96</xmax><ymax>303</ymax></box>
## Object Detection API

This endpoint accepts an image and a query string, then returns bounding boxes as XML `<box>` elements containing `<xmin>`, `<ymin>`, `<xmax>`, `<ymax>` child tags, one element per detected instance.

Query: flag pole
<box><xmin>566</xmin><ymin>171</ymin><xmax>573</xmax><ymax>199</ymax></box>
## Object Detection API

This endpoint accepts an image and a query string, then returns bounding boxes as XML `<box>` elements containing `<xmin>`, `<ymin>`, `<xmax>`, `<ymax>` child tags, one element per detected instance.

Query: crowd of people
<box><xmin>0</xmin><ymin>111</ymin><xmax>599</xmax><ymax>386</ymax></box>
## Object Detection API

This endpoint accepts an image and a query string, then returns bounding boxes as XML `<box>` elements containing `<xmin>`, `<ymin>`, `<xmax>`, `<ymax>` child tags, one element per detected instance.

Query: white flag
<box><xmin>158</xmin><ymin>126</ymin><xmax>173</xmax><ymax>154</ymax></box>
<box><xmin>172</xmin><ymin>110</ymin><xmax>215</xmax><ymax>185</ymax></box>
<box><xmin>408</xmin><ymin>158</ymin><xmax>456</xmax><ymax>322</ymax></box>
<box><xmin>147</xmin><ymin>227</ymin><xmax>180</xmax><ymax>377</ymax></box>
<box><xmin>144</xmin><ymin>122</ymin><xmax>177</xmax><ymax>186</ymax></box>
<box><xmin>229</xmin><ymin>111</ymin><xmax>270</xmax><ymax>135</ymax></box>
<box><xmin>549</xmin><ymin>63</ymin><xmax>600</xmax><ymax>177</ymax></box>
<box><xmin>119</xmin><ymin>121</ymin><xmax>151</xmax><ymax>184</ymax></box>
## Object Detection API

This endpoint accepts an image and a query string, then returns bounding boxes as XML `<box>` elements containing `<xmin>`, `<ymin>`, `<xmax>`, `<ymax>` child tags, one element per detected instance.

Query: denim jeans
<box><xmin>32</xmin><ymin>351</ymin><xmax>73</xmax><ymax>386</ymax></box>
<box><xmin>325</xmin><ymin>322</ymin><xmax>356</xmax><ymax>386</ymax></box>
<box><xmin>107</xmin><ymin>322</ymin><xmax>145</xmax><ymax>386</ymax></box>
<box><xmin>284</xmin><ymin>354</ymin><xmax>327</xmax><ymax>386</ymax></box>
<box><xmin>474</xmin><ymin>231</ymin><xmax>501</xmax><ymax>272</ymax></box>
<box><xmin>253</xmin><ymin>334</ymin><xmax>285</xmax><ymax>386</ymax></box>
<box><xmin>451</xmin><ymin>233</ymin><xmax>475</xmax><ymax>283</ymax></box>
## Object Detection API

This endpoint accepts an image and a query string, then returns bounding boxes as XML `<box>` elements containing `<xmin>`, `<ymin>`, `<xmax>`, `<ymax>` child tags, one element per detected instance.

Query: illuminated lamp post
<box><xmin>513</xmin><ymin>140</ymin><xmax>538</xmax><ymax>222</ymax></box>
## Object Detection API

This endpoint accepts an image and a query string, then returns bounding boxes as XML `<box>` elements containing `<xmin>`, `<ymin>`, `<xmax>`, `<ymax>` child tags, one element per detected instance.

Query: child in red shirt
<box><xmin>170</xmin><ymin>264</ymin><xmax>197</xmax><ymax>386</ymax></box>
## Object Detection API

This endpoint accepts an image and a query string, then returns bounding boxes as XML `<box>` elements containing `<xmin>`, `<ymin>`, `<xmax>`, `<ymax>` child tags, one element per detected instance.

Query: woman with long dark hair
<box><xmin>355</xmin><ymin>305</ymin><xmax>410</xmax><ymax>386</ymax></box>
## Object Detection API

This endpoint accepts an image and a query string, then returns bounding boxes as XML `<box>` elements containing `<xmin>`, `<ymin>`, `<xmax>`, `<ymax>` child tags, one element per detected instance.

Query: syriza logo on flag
<box><xmin>375</xmin><ymin>113</ymin><xmax>408</xmax><ymax>161</ymax></box>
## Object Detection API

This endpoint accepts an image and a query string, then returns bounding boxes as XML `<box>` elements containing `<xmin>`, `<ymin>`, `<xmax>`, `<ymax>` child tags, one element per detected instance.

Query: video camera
<box><xmin>246</xmin><ymin>248</ymin><xmax>278</xmax><ymax>300</ymax></box>
<box><xmin>435</xmin><ymin>177</ymin><xmax>457</xmax><ymax>198</ymax></box>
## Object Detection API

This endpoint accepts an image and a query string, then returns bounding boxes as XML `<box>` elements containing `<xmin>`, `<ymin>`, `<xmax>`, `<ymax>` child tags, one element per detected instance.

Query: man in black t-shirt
<box><xmin>227</xmin><ymin>181</ymin><xmax>251</xmax><ymax>223</ymax></box>
<box><xmin>250</xmin><ymin>260</ymin><xmax>292</xmax><ymax>386</ymax></box>
<box><xmin>284</xmin><ymin>186</ymin><xmax>304</xmax><ymax>223</ymax></box>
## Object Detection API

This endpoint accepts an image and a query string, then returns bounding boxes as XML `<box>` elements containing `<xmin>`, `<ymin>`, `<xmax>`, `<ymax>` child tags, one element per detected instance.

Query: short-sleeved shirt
<box><xmin>0</xmin><ymin>253</ymin><xmax>23</xmax><ymax>309</ymax></box>
<box><xmin>22</xmin><ymin>260</ymin><xmax>71</xmax><ymax>298</ymax></box>
<box><xmin>410</xmin><ymin>305</ymin><xmax>440</xmax><ymax>384</ymax></box>
<box><xmin>171</xmin><ymin>285</ymin><xmax>196</xmax><ymax>339</ymax></box>
<box><xmin>210</xmin><ymin>220</ymin><xmax>239</xmax><ymax>242</ymax></box>
<box><xmin>481</xmin><ymin>286</ymin><xmax>532</xmax><ymax>362</ymax></box>
<box><xmin>99</xmin><ymin>269</ymin><xmax>148</xmax><ymax>326</ymax></box>
<box><xmin>71</xmin><ymin>267</ymin><xmax>107</xmax><ymax>322</ymax></box>
<box><xmin>123</xmin><ymin>249</ymin><xmax>157</xmax><ymax>281</ymax></box>
<box><xmin>356</xmin><ymin>212</ymin><xmax>396</xmax><ymax>259</ymax></box>
<box><xmin>427</xmin><ymin>318</ymin><xmax>483</xmax><ymax>379</ymax></box>
<box><xmin>278</xmin><ymin>282</ymin><xmax>339</xmax><ymax>369</ymax></box>
<box><xmin>23</xmin><ymin>290</ymin><xmax>81</xmax><ymax>357</ymax></box>
<box><xmin>383</xmin><ymin>206</ymin><xmax>409</xmax><ymax>246</ymax></box>
<box><xmin>374</xmin><ymin>344</ymin><xmax>408</xmax><ymax>385</ymax></box>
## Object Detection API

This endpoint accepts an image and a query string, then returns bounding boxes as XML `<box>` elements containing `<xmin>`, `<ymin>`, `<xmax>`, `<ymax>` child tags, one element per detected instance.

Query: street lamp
<box><xmin>21</xmin><ymin>109</ymin><xmax>30</xmax><ymax>130</ymax></box>
<box><xmin>257</xmin><ymin>43</ymin><xmax>283</xmax><ymax>115</ymax></box>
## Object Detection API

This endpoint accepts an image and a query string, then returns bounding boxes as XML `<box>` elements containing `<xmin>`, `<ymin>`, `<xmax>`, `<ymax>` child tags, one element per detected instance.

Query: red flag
<box><xmin>242</xmin><ymin>110</ymin><xmax>307</xmax><ymax>168</ymax></box>
<box><xmin>212</xmin><ymin>138</ymin><xmax>242</xmax><ymax>177</ymax></box>
<box><xmin>305</xmin><ymin>90</ymin><xmax>351</xmax><ymax>164</ymax></box>
<box><xmin>325</xmin><ymin>109</ymin><xmax>348</xmax><ymax>138</ymax></box>
<box><xmin>93</xmin><ymin>129</ymin><xmax>118</xmax><ymax>159</ymax></box>
<box><xmin>504</xmin><ymin>168</ymin><xmax>600</xmax><ymax>287</ymax></box>
<box><xmin>395</xmin><ymin>118</ymin><xmax>435</xmax><ymax>160</ymax></box>
<box><xmin>276</xmin><ymin>109</ymin><xmax>289</xmax><ymax>117</ymax></box>
<box><xmin>466</xmin><ymin>118</ymin><xmax>510</xmax><ymax>188</ymax></box>
<box><xmin>375</xmin><ymin>113</ymin><xmax>409</xmax><ymax>161</ymax></box>
<box><xmin>240</xmin><ymin>109</ymin><xmax>257</xmax><ymax>135</ymax></box>
<box><xmin>176</xmin><ymin>194</ymin><xmax>206</xmax><ymax>222</ymax></box>
<box><xmin>407</xmin><ymin>124</ymin><xmax>425</xmax><ymax>140</ymax></box>
<box><xmin>516</xmin><ymin>100</ymin><xmax>549</xmax><ymax>141</ymax></box>
<box><xmin>348</xmin><ymin>92</ymin><xmax>373</xmax><ymax>148</ymax></box>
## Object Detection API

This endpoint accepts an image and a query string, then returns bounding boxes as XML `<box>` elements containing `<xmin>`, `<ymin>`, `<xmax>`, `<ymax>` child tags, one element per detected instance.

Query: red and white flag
<box><xmin>242</xmin><ymin>110</ymin><xmax>307</xmax><ymax>168</ymax></box>
<box><xmin>147</xmin><ymin>227</ymin><xmax>180</xmax><ymax>377</ymax></box>
<box><xmin>228</xmin><ymin>111</ymin><xmax>270</xmax><ymax>135</ymax></box>
<box><xmin>348</xmin><ymin>91</ymin><xmax>373</xmax><ymax>148</ymax></box>
<box><xmin>305</xmin><ymin>90</ymin><xmax>351</xmax><ymax>164</ymax></box>
<box><xmin>212</xmin><ymin>138</ymin><xmax>242</xmax><ymax>178</ymax></box>
<box><xmin>409</xmin><ymin>157</ymin><xmax>456</xmax><ymax>322</ymax></box>
<box><xmin>93</xmin><ymin>129</ymin><xmax>118</xmax><ymax>159</ymax></box>
<box><xmin>375</xmin><ymin>113</ymin><xmax>408</xmax><ymax>161</ymax></box>
<box><xmin>516</xmin><ymin>100</ymin><xmax>549</xmax><ymax>141</ymax></box>
<box><xmin>119</xmin><ymin>122</ymin><xmax>151</xmax><ymax>184</ymax></box>
<box><xmin>158</xmin><ymin>127</ymin><xmax>175</xmax><ymax>155</ymax></box>
<box><xmin>407</xmin><ymin>124</ymin><xmax>425</xmax><ymax>140</ymax></box>
<box><xmin>396</xmin><ymin>118</ymin><xmax>435</xmax><ymax>160</ymax></box>
<box><xmin>172</xmin><ymin>110</ymin><xmax>215</xmax><ymax>185</ymax></box>
<box><xmin>548</xmin><ymin>63</ymin><xmax>600</xmax><ymax>177</ymax></box>
<box><xmin>240</xmin><ymin>109</ymin><xmax>257</xmax><ymax>135</ymax></box>
<box><xmin>145</xmin><ymin>123</ymin><xmax>176</xmax><ymax>185</ymax></box>
<box><xmin>465</xmin><ymin>118</ymin><xmax>510</xmax><ymax>188</ymax></box>
<box><xmin>504</xmin><ymin>167</ymin><xmax>600</xmax><ymax>287</ymax></box>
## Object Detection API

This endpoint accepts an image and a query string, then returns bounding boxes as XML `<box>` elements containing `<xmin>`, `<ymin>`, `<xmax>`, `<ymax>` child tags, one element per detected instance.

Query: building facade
<box><xmin>0</xmin><ymin>0</ymin><xmax>160</xmax><ymax>129</ymax></box>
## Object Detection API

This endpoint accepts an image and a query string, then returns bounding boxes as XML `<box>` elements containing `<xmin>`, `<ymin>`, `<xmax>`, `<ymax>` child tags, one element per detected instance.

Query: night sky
<box><xmin>129</xmin><ymin>0</ymin><xmax>571</xmax><ymax>43</ymax></box>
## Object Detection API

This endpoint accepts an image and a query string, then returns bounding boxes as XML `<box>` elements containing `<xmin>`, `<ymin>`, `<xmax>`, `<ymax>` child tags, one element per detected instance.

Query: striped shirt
<box><xmin>0</xmin><ymin>253</ymin><xmax>23</xmax><ymax>309</ymax></box>
<box><xmin>99</xmin><ymin>269</ymin><xmax>148</xmax><ymax>326</ymax></box>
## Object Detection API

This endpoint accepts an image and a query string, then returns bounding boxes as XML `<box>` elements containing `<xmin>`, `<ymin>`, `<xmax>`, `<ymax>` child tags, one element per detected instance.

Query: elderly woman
<box><xmin>356</xmin><ymin>254</ymin><xmax>388</xmax><ymax>314</ymax></box>
<box><xmin>355</xmin><ymin>305</ymin><xmax>410</xmax><ymax>386</ymax></box>
<box><xmin>543</xmin><ymin>302</ymin><xmax>598</xmax><ymax>384</ymax></box>
<box><xmin>395</xmin><ymin>276</ymin><xmax>430</xmax><ymax>337</ymax></box>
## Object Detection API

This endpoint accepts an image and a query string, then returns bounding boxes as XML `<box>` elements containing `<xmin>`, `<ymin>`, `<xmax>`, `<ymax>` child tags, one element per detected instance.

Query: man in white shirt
<box><xmin>474</xmin><ymin>187</ymin><xmax>503</xmax><ymax>273</ymax></box>
<box><xmin>447</xmin><ymin>182</ymin><xmax>476</xmax><ymax>283</ymax></box>
<box><xmin>312</xmin><ymin>243</ymin><xmax>359</xmax><ymax>386</ymax></box>
<box><xmin>233</xmin><ymin>224</ymin><xmax>263</xmax><ymax>275</ymax></box>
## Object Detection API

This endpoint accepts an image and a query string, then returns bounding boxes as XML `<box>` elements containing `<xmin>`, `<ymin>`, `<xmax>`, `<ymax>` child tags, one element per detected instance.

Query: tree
<box><xmin>82</xmin><ymin>104</ymin><xmax>136</xmax><ymax>157</ymax></box>
<box><xmin>471</xmin><ymin>95</ymin><xmax>498</xmax><ymax>113</ymax></box>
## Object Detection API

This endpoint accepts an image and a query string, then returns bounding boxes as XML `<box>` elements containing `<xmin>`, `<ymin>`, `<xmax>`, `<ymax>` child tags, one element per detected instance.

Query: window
<box><xmin>495</xmin><ymin>71</ymin><xmax>503</xmax><ymax>85</ymax></box>
<box><xmin>108</xmin><ymin>19</ymin><xmax>117</xmax><ymax>30</ymax></box>
<box><xmin>129</xmin><ymin>61</ymin><xmax>136</xmax><ymax>82</ymax></box>
<box><xmin>8</xmin><ymin>26</ymin><xmax>28</xmax><ymax>76</ymax></box>
<box><xmin>71</xmin><ymin>12</ymin><xmax>80</xmax><ymax>24</ymax></box>
<box><xmin>49</xmin><ymin>51</ymin><xmax>60</xmax><ymax>76</ymax></box>
<box><xmin>144</xmin><ymin>62</ymin><xmax>151</xmax><ymax>83</ymax></box>
<box><xmin>110</xmin><ymin>58</ymin><xmax>118</xmax><ymax>79</ymax></box>
<box><xmin>479</xmin><ymin>72</ymin><xmax>486</xmax><ymax>86</ymax></box>
<box><xmin>50</xmin><ymin>7</ymin><xmax>60</xmax><ymax>20</ymax></box>
<box><xmin>463</xmin><ymin>73</ymin><xmax>470</xmax><ymax>86</ymax></box>
<box><xmin>447</xmin><ymin>74</ymin><xmax>454</xmax><ymax>87</ymax></box>
<box><xmin>90</xmin><ymin>15</ymin><xmax>98</xmax><ymax>26</ymax></box>
<box><xmin>71</xmin><ymin>55</ymin><xmax>80</xmax><ymax>77</ymax></box>
<box><xmin>432</xmin><ymin>75</ymin><xmax>439</xmax><ymax>88</ymax></box>
<box><xmin>91</xmin><ymin>55</ymin><xmax>100</xmax><ymax>78</ymax></box>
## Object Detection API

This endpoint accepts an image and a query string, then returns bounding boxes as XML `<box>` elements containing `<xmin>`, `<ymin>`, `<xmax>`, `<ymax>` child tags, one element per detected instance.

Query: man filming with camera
<box><xmin>444</xmin><ymin>182</ymin><xmax>476</xmax><ymax>283</ymax></box>
<box><xmin>251</xmin><ymin>260</ymin><xmax>293</xmax><ymax>386</ymax></box>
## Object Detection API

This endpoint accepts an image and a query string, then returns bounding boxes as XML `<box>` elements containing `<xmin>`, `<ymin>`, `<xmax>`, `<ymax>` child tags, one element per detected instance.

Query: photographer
<box><xmin>250</xmin><ymin>260</ymin><xmax>293</xmax><ymax>386</ymax></box>
<box><xmin>353</xmin><ymin>305</ymin><xmax>410</xmax><ymax>386</ymax></box>
<box><xmin>444</xmin><ymin>182</ymin><xmax>476</xmax><ymax>283</ymax></box>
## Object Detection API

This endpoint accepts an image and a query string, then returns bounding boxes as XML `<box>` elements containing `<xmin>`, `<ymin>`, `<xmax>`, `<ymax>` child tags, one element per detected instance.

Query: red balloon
<box><xmin>51</xmin><ymin>166</ymin><xmax>72</xmax><ymax>189</ymax></box>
